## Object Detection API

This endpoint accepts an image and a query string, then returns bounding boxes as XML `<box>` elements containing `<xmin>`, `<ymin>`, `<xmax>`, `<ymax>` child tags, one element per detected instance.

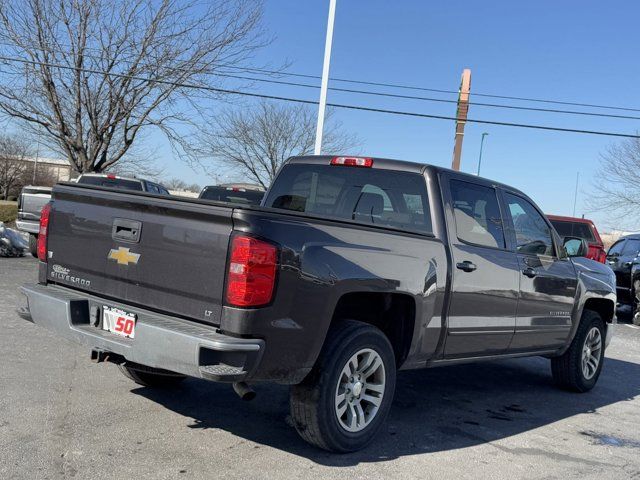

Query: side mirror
<box><xmin>563</xmin><ymin>236</ymin><xmax>588</xmax><ymax>258</ymax></box>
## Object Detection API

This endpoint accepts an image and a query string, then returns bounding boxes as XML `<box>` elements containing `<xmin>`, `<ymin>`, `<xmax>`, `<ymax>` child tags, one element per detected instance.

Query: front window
<box><xmin>607</xmin><ymin>240</ymin><xmax>625</xmax><ymax>256</ymax></box>
<box><xmin>622</xmin><ymin>239</ymin><xmax>640</xmax><ymax>256</ymax></box>
<box><xmin>549</xmin><ymin>220</ymin><xmax>595</xmax><ymax>243</ymax></box>
<box><xmin>505</xmin><ymin>193</ymin><xmax>554</xmax><ymax>256</ymax></box>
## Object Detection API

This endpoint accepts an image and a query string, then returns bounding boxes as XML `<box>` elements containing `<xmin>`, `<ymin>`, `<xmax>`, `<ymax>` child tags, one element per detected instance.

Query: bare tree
<box><xmin>196</xmin><ymin>101</ymin><xmax>360</xmax><ymax>188</ymax></box>
<box><xmin>164</xmin><ymin>177</ymin><xmax>188</xmax><ymax>190</ymax></box>
<box><xmin>0</xmin><ymin>0</ymin><xmax>265</xmax><ymax>173</ymax></box>
<box><xmin>590</xmin><ymin>136</ymin><xmax>640</xmax><ymax>228</ymax></box>
<box><xmin>0</xmin><ymin>134</ymin><xmax>33</xmax><ymax>198</ymax></box>
<box><xmin>163</xmin><ymin>178</ymin><xmax>201</xmax><ymax>192</ymax></box>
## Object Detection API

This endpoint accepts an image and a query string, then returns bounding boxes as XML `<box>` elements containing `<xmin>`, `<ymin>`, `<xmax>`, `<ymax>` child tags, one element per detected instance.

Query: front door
<box><xmin>443</xmin><ymin>178</ymin><xmax>518</xmax><ymax>358</ymax></box>
<box><xmin>503</xmin><ymin>192</ymin><xmax>578</xmax><ymax>351</ymax></box>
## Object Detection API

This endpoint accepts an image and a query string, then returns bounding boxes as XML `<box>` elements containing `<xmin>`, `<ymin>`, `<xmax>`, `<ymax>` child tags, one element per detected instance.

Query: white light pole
<box><xmin>476</xmin><ymin>132</ymin><xmax>488</xmax><ymax>176</ymax></box>
<box><xmin>32</xmin><ymin>141</ymin><xmax>40</xmax><ymax>184</ymax></box>
<box><xmin>314</xmin><ymin>0</ymin><xmax>337</xmax><ymax>155</ymax></box>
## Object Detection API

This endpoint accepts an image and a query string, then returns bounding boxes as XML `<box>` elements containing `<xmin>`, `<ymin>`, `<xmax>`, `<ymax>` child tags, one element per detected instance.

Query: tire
<box><xmin>290</xmin><ymin>320</ymin><xmax>396</xmax><ymax>452</ymax></box>
<box><xmin>29</xmin><ymin>234</ymin><xmax>38</xmax><ymax>258</ymax></box>
<box><xmin>551</xmin><ymin>310</ymin><xmax>605</xmax><ymax>392</ymax></box>
<box><xmin>118</xmin><ymin>362</ymin><xmax>186</xmax><ymax>388</ymax></box>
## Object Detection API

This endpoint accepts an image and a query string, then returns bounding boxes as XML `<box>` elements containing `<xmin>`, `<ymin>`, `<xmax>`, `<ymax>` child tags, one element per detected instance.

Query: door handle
<box><xmin>522</xmin><ymin>267</ymin><xmax>537</xmax><ymax>278</ymax></box>
<box><xmin>112</xmin><ymin>218</ymin><xmax>142</xmax><ymax>243</ymax></box>
<box><xmin>456</xmin><ymin>261</ymin><xmax>477</xmax><ymax>272</ymax></box>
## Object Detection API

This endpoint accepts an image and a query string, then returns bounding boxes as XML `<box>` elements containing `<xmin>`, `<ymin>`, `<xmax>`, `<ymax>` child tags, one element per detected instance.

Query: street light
<box><xmin>476</xmin><ymin>132</ymin><xmax>489</xmax><ymax>176</ymax></box>
<box><xmin>314</xmin><ymin>0</ymin><xmax>337</xmax><ymax>155</ymax></box>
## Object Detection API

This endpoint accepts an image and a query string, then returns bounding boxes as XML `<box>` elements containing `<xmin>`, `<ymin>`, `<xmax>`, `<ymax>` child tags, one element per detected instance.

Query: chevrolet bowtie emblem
<box><xmin>108</xmin><ymin>247</ymin><xmax>140</xmax><ymax>266</ymax></box>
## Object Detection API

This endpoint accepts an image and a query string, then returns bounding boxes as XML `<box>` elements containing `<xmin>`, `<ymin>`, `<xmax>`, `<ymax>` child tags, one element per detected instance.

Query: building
<box><xmin>23</xmin><ymin>156</ymin><xmax>73</xmax><ymax>182</ymax></box>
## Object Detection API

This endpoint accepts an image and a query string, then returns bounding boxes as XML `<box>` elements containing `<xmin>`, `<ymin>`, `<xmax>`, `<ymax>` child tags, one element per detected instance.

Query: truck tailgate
<box><xmin>46</xmin><ymin>184</ymin><xmax>233</xmax><ymax>325</ymax></box>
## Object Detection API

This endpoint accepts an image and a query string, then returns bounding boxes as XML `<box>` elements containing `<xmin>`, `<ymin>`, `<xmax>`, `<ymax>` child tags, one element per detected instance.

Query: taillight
<box><xmin>225</xmin><ymin>235</ymin><xmax>278</xmax><ymax>307</ymax></box>
<box><xmin>330</xmin><ymin>156</ymin><xmax>373</xmax><ymax>167</ymax></box>
<box><xmin>37</xmin><ymin>203</ymin><xmax>52</xmax><ymax>262</ymax></box>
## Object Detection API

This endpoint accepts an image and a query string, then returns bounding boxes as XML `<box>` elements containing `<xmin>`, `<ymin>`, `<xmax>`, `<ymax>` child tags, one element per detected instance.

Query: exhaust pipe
<box><xmin>233</xmin><ymin>381</ymin><xmax>256</xmax><ymax>401</ymax></box>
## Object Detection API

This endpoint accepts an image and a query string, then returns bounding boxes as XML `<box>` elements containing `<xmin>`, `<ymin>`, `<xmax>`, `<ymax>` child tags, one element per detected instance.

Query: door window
<box><xmin>607</xmin><ymin>240</ymin><xmax>625</xmax><ymax>256</ymax></box>
<box><xmin>505</xmin><ymin>193</ymin><xmax>554</xmax><ymax>256</ymax></box>
<box><xmin>450</xmin><ymin>180</ymin><xmax>505</xmax><ymax>249</ymax></box>
<box><xmin>622</xmin><ymin>239</ymin><xmax>640</xmax><ymax>255</ymax></box>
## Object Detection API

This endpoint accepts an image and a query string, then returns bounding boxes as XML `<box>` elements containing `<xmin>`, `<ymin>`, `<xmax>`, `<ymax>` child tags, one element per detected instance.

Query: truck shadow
<box><xmin>131</xmin><ymin>355</ymin><xmax>640</xmax><ymax>466</ymax></box>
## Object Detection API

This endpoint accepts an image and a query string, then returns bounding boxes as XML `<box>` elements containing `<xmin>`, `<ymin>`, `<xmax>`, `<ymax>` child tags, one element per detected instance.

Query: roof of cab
<box><xmin>285</xmin><ymin>155</ymin><xmax>527</xmax><ymax>197</ymax></box>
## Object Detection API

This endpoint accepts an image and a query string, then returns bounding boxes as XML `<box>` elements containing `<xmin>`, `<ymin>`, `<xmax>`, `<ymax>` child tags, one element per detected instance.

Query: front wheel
<box><xmin>551</xmin><ymin>310</ymin><xmax>605</xmax><ymax>392</ymax></box>
<box><xmin>290</xmin><ymin>320</ymin><xmax>396</xmax><ymax>452</ymax></box>
<box><xmin>118</xmin><ymin>362</ymin><xmax>186</xmax><ymax>388</ymax></box>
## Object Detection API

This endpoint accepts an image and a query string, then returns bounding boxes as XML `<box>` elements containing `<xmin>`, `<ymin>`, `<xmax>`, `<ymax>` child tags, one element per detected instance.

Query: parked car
<box><xmin>18</xmin><ymin>155</ymin><xmax>616</xmax><ymax>452</ymax></box>
<box><xmin>16</xmin><ymin>174</ymin><xmax>169</xmax><ymax>257</ymax></box>
<box><xmin>77</xmin><ymin>173</ymin><xmax>171</xmax><ymax>195</ymax></box>
<box><xmin>630</xmin><ymin>262</ymin><xmax>640</xmax><ymax>325</ymax></box>
<box><xmin>547</xmin><ymin>215</ymin><xmax>607</xmax><ymax>263</ymax></box>
<box><xmin>16</xmin><ymin>185</ymin><xmax>53</xmax><ymax>256</ymax></box>
<box><xmin>606</xmin><ymin>233</ymin><xmax>640</xmax><ymax>305</ymax></box>
<box><xmin>199</xmin><ymin>184</ymin><xmax>265</xmax><ymax>205</ymax></box>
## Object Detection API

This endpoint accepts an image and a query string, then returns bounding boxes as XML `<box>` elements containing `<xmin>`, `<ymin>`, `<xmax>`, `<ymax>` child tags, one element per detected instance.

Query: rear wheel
<box><xmin>290</xmin><ymin>320</ymin><xmax>396</xmax><ymax>452</ymax></box>
<box><xmin>118</xmin><ymin>362</ymin><xmax>186</xmax><ymax>388</ymax></box>
<box><xmin>551</xmin><ymin>310</ymin><xmax>605</xmax><ymax>392</ymax></box>
<box><xmin>29</xmin><ymin>234</ymin><xmax>37</xmax><ymax>258</ymax></box>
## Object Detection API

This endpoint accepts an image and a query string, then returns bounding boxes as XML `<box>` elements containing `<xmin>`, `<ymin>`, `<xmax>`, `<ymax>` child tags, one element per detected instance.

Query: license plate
<box><xmin>102</xmin><ymin>306</ymin><xmax>137</xmax><ymax>338</ymax></box>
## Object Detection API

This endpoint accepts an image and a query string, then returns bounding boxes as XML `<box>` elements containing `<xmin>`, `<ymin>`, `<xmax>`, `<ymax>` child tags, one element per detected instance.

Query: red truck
<box><xmin>547</xmin><ymin>215</ymin><xmax>606</xmax><ymax>263</ymax></box>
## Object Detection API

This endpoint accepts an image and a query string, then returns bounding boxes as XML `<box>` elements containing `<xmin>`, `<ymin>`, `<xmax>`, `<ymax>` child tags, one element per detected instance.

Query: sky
<box><xmin>155</xmin><ymin>1</ymin><xmax>640</xmax><ymax>231</ymax></box>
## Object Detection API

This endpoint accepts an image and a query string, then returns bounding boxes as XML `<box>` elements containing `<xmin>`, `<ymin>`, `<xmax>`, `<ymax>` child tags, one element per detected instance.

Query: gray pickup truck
<box><xmin>18</xmin><ymin>155</ymin><xmax>616</xmax><ymax>452</ymax></box>
<box><xmin>16</xmin><ymin>174</ymin><xmax>169</xmax><ymax>256</ymax></box>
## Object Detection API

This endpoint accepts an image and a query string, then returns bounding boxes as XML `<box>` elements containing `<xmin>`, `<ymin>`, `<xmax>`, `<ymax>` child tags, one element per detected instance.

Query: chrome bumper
<box><xmin>19</xmin><ymin>283</ymin><xmax>264</xmax><ymax>382</ymax></box>
<box><xmin>15</xmin><ymin>220</ymin><xmax>39</xmax><ymax>234</ymax></box>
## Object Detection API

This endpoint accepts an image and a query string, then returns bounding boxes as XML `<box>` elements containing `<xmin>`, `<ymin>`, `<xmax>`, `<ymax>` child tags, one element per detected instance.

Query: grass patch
<box><xmin>0</xmin><ymin>201</ymin><xmax>18</xmax><ymax>225</ymax></box>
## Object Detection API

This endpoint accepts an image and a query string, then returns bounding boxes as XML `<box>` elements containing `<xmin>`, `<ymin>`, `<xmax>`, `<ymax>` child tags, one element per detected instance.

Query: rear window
<box><xmin>77</xmin><ymin>176</ymin><xmax>144</xmax><ymax>191</ymax></box>
<box><xmin>264</xmin><ymin>164</ymin><xmax>432</xmax><ymax>234</ymax></box>
<box><xmin>549</xmin><ymin>220</ymin><xmax>595</xmax><ymax>242</ymax></box>
<box><xmin>199</xmin><ymin>187</ymin><xmax>264</xmax><ymax>205</ymax></box>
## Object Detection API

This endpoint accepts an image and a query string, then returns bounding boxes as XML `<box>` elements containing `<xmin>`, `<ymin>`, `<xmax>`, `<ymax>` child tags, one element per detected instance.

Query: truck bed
<box><xmin>46</xmin><ymin>183</ymin><xmax>236</xmax><ymax>325</ymax></box>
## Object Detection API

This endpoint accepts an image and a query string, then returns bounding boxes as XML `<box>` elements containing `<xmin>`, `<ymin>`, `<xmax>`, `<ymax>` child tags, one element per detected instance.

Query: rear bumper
<box><xmin>19</xmin><ymin>283</ymin><xmax>264</xmax><ymax>382</ymax></box>
<box><xmin>16</xmin><ymin>220</ymin><xmax>39</xmax><ymax>235</ymax></box>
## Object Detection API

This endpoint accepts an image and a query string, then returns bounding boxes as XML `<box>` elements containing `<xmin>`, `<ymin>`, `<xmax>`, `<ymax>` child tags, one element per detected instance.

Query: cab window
<box><xmin>505</xmin><ymin>193</ymin><xmax>554</xmax><ymax>256</ymax></box>
<box><xmin>450</xmin><ymin>180</ymin><xmax>505</xmax><ymax>249</ymax></box>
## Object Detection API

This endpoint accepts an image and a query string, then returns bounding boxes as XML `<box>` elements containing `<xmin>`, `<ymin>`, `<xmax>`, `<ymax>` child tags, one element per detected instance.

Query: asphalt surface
<box><xmin>1</xmin><ymin>256</ymin><xmax>639</xmax><ymax>480</ymax></box>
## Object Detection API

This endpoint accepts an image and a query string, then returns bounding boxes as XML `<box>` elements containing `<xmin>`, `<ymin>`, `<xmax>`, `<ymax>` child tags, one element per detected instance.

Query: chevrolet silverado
<box><xmin>18</xmin><ymin>155</ymin><xmax>616</xmax><ymax>452</ymax></box>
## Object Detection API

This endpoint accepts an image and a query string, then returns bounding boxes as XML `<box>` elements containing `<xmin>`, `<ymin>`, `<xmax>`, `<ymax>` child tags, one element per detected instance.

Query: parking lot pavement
<box><xmin>1</xmin><ymin>256</ymin><xmax>639</xmax><ymax>480</ymax></box>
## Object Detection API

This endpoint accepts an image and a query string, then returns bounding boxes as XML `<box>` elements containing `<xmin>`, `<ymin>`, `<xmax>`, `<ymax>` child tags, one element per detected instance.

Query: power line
<box><xmin>220</xmin><ymin>64</ymin><xmax>640</xmax><ymax>114</ymax></box>
<box><xmin>3</xmin><ymin>39</ymin><xmax>638</xmax><ymax>118</ymax></box>
<box><xmin>0</xmin><ymin>54</ymin><xmax>638</xmax><ymax>139</ymax></box>
<box><xmin>2</xmin><ymin>37</ymin><xmax>638</xmax><ymax>114</ymax></box>
<box><xmin>215</xmin><ymin>72</ymin><xmax>640</xmax><ymax>121</ymax></box>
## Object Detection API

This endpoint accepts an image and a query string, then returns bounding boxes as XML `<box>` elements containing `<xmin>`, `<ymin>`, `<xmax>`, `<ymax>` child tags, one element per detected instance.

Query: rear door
<box><xmin>47</xmin><ymin>185</ymin><xmax>234</xmax><ymax>325</ymax></box>
<box><xmin>503</xmin><ymin>192</ymin><xmax>577</xmax><ymax>351</ymax></box>
<box><xmin>442</xmin><ymin>176</ymin><xmax>518</xmax><ymax>358</ymax></box>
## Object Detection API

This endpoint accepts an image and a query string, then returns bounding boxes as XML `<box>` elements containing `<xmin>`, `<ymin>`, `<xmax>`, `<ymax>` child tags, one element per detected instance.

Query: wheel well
<box><xmin>583</xmin><ymin>298</ymin><xmax>615</xmax><ymax>323</ymax></box>
<box><xmin>330</xmin><ymin>292</ymin><xmax>416</xmax><ymax>368</ymax></box>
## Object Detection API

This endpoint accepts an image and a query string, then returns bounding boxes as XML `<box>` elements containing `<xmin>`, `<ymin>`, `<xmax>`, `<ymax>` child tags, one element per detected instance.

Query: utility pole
<box><xmin>451</xmin><ymin>68</ymin><xmax>471</xmax><ymax>171</ymax></box>
<box><xmin>314</xmin><ymin>0</ymin><xmax>337</xmax><ymax>155</ymax></box>
<box><xmin>476</xmin><ymin>132</ymin><xmax>489</xmax><ymax>176</ymax></box>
